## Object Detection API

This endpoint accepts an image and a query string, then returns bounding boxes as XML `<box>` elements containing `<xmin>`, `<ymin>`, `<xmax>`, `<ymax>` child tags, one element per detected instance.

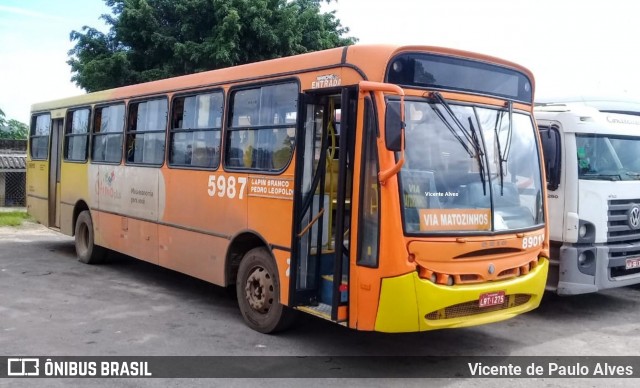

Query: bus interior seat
<box><xmin>192</xmin><ymin>147</ymin><xmax>210</xmax><ymax>167</ymax></box>
<box><xmin>226</xmin><ymin>147</ymin><xmax>244</xmax><ymax>167</ymax></box>
<box><xmin>252</xmin><ymin>148</ymin><xmax>272</xmax><ymax>169</ymax></box>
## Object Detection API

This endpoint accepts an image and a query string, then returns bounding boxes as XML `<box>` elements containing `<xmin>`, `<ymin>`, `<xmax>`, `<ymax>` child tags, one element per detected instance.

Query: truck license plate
<box><xmin>626</xmin><ymin>258</ymin><xmax>640</xmax><ymax>270</ymax></box>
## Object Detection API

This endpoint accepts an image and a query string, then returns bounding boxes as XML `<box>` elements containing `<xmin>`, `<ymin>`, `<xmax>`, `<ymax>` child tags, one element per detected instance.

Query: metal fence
<box><xmin>0</xmin><ymin>150</ymin><xmax>27</xmax><ymax>207</ymax></box>
<box><xmin>0</xmin><ymin>171</ymin><xmax>26</xmax><ymax>207</ymax></box>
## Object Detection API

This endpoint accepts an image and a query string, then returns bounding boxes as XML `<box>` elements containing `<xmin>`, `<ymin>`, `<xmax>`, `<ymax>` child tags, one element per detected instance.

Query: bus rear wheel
<box><xmin>236</xmin><ymin>247</ymin><xmax>294</xmax><ymax>333</ymax></box>
<box><xmin>75</xmin><ymin>210</ymin><xmax>106</xmax><ymax>264</ymax></box>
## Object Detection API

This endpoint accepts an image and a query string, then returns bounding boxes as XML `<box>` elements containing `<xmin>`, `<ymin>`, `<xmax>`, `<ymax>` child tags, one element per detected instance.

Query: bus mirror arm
<box><xmin>378</xmin><ymin>153</ymin><xmax>404</xmax><ymax>184</ymax></box>
<box><xmin>358</xmin><ymin>81</ymin><xmax>406</xmax><ymax>185</ymax></box>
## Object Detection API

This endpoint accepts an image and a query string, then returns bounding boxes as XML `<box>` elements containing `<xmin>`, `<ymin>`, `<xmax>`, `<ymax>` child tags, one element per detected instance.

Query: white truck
<box><xmin>535</xmin><ymin>101</ymin><xmax>640</xmax><ymax>294</ymax></box>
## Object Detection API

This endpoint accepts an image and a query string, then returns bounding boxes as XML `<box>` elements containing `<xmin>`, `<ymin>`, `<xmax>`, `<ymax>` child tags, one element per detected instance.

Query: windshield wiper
<box><xmin>431</xmin><ymin>92</ymin><xmax>476</xmax><ymax>148</ymax></box>
<box><xmin>504</xmin><ymin>101</ymin><xmax>514</xmax><ymax>160</ymax></box>
<box><xmin>493</xmin><ymin>109</ymin><xmax>505</xmax><ymax>193</ymax></box>
<box><xmin>468</xmin><ymin>117</ymin><xmax>487</xmax><ymax>195</ymax></box>
<box><xmin>617</xmin><ymin>171</ymin><xmax>640</xmax><ymax>180</ymax></box>
<box><xmin>580</xmin><ymin>173</ymin><xmax>622</xmax><ymax>181</ymax></box>
<box><xmin>430</xmin><ymin>104</ymin><xmax>474</xmax><ymax>157</ymax></box>
<box><xmin>430</xmin><ymin>92</ymin><xmax>487</xmax><ymax>194</ymax></box>
<box><xmin>493</xmin><ymin>101</ymin><xmax>514</xmax><ymax>195</ymax></box>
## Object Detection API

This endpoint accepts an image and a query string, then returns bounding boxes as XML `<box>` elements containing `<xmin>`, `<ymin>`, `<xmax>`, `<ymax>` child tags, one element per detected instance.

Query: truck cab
<box><xmin>535</xmin><ymin>102</ymin><xmax>640</xmax><ymax>294</ymax></box>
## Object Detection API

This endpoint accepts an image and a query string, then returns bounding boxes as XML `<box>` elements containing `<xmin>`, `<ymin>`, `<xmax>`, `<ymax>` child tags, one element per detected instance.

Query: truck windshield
<box><xmin>400</xmin><ymin>99</ymin><xmax>544</xmax><ymax>233</ymax></box>
<box><xmin>576</xmin><ymin>134</ymin><xmax>640</xmax><ymax>181</ymax></box>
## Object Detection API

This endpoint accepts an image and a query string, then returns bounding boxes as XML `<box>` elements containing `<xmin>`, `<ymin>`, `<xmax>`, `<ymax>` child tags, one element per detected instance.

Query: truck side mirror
<box><xmin>540</xmin><ymin>126</ymin><xmax>561</xmax><ymax>191</ymax></box>
<box><xmin>385</xmin><ymin>101</ymin><xmax>404</xmax><ymax>152</ymax></box>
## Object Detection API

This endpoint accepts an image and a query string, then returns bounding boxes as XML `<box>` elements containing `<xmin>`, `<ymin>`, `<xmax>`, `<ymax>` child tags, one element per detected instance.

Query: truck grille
<box><xmin>608</xmin><ymin>244</ymin><xmax>640</xmax><ymax>278</ymax></box>
<box><xmin>607</xmin><ymin>199</ymin><xmax>640</xmax><ymax>243</ymax></box>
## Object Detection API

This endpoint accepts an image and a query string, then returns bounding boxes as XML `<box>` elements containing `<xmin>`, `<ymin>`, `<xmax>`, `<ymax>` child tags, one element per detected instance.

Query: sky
<box><xmin>2</xmin><ymin>0</ymin><xmax>640</xmax><ymax>124</ymax></box>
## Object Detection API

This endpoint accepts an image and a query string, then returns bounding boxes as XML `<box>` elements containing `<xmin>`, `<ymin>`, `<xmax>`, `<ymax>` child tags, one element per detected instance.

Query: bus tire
<box><xmin>75</xmin><ymin>210</ymin><xmax>106</xmax><ymax>264</ymax></box>
<box><xmin>236</xmin><ymin>247</ymin><xmax>294</xmax><ymax>333</ymax></box>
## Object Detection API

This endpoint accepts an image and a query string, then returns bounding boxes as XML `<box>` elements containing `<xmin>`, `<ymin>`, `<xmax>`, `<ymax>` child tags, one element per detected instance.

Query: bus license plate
<box><xmin>479</xmin><ymin>291</ymin><xmax>505</xmax><ymax>308</ymax></box>
<box><xmin>626</xmin><ymin>258</ymin><xmax>640</xmax><ymax>270</ymax></box>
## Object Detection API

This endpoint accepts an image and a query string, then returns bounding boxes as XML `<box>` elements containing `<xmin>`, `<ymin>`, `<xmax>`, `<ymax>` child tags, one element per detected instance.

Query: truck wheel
<box><xmin>75</xmin><ymin>210</ymin><xmax>106</xmax><ymax>264</ymax></box>
<box><xmin>236</xmin><ymin>247</ymin><xmax>294</xmax><ymax>333</ymax></box>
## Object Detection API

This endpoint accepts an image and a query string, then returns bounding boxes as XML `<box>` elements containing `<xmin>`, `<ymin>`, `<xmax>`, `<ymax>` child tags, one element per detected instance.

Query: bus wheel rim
<box><xmin>244</xmin><ymin>266</ymin><xmax>274</xmax><ymax>313</ymax></box>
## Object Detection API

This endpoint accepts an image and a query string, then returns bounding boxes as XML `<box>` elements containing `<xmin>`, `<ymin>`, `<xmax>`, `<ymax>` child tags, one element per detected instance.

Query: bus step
<box><xmin>296</xmin><ymin>303</ymin><xmax>346</xmax><ymax>325</ymax></box>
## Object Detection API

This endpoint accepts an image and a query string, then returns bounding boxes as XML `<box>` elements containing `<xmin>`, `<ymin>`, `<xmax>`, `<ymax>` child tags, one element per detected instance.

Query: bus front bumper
<box><xmin>374</xmin><ymin>258</ymin><xmax>549</xmax><ymax>332</ymax></box>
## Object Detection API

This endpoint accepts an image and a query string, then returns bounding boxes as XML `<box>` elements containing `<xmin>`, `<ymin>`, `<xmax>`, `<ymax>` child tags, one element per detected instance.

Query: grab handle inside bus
<box><xmin>298</xmin><ymin>208</ymin><xmax>325</xmax><ymax>238</ymax></box>
<box><xmin>358</xmin><ymin>81</ymin><xmax>405</xmax><ymax>184</ymax></box>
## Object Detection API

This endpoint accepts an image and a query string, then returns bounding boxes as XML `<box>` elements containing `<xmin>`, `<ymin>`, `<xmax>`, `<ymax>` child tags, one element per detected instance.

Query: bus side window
<box><xmin>30</xmin><ymin>113</ymin><xmax>52</xmax><ymax>160</ymax></box>
<box><xmin>225</xmin><ymin>82</ymin><xmax>297</xmax><ymax>172</ymax></box>
<box><xmin>64</xmin><ymin>108</ymin><xmax>90</xmax><ymax>162</ymax></box>
<box><xmin>357</xmin><ymin>98</ymin><xmax>380</xmax><ymax>267</ymax></box>
<box><xmin>126</xmin><ymin>98</ymin><xmax>168</xmax><ymax>166</ymax></box>
<box><xmin>169</xmin><ymin>91</ymin><xmax>223</xmax><ymax>169</ymax></box>
<box><xmin>92</xmin><ymin>104</ymin><xmax>124</xmax><ymax>164</ymax></box>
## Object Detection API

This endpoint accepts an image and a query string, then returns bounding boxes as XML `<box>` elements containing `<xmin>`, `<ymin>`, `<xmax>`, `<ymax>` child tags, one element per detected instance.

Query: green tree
<box><xmin>0</xmin><ymin>109</ymin><xmax>28</xmax><ymax>140</ymax></box>
<box><xmin>68</xmin><ymin>0</ymin><xmax>356</xmax><ymax>92</ymax></box>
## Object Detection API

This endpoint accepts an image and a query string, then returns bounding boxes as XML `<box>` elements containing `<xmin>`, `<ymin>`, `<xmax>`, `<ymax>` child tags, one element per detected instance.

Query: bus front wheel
<box><xmin>75</xmin><ymin>210</ymin><xmax>106</xmax><ymax>264</ymax></box>
<box><xmin>236</xmin><ymin>247</ymin><xmax>294</xmax><ymax>333</ymax></box>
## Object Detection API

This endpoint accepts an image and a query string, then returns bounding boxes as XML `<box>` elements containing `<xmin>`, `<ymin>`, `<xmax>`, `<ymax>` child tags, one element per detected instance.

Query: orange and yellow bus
<box><xmin>27</xmin><ymin>44</ymin><xmax>549</xmax><ymax>333</ymax></box>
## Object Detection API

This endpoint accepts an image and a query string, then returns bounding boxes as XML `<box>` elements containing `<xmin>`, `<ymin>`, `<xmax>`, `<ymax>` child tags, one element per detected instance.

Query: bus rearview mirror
<box><xmin>385</xmin><ymin>101</ymin><xmax>403</xmax><ymax>152</ymax></box>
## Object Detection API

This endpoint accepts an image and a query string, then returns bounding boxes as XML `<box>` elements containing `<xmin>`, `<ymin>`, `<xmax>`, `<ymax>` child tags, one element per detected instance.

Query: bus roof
<box><xmin>32</xmin><ymin>44</ymin><xmax>534</xmax><ymax>113</ymax></box>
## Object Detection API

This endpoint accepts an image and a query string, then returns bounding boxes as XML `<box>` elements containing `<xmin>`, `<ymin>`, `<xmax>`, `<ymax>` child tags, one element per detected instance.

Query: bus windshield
<box><xmin>400</xmin><ymin>99</ymin><xmax>544</xmax><ymax>233</ymax></box>
<box><xmin>576</xmin><ymin>134</ymin><xmax>640</xmax><ymax>181</ymax></box>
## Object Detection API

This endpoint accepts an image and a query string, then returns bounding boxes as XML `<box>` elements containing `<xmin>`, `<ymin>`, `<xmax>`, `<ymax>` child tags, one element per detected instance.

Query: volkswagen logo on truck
<box><xmin>628</xmin><ymin>206</ymin><xmax>640</xmax><ymax>230</ymax></box>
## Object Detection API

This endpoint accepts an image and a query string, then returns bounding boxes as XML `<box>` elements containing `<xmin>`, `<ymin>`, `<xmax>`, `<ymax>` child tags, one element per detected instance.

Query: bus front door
<box><xmin>290</xmin><ymin>89</ymin><xmax>356</xmax><ymax>322</ymax></box>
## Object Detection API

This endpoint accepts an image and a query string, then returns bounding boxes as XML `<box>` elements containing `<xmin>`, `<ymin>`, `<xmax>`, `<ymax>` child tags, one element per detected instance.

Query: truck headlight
<box><xmin>579</xmin><ymin>224</ymin><xmax>587</xmax><ymax>238</ymax></box>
